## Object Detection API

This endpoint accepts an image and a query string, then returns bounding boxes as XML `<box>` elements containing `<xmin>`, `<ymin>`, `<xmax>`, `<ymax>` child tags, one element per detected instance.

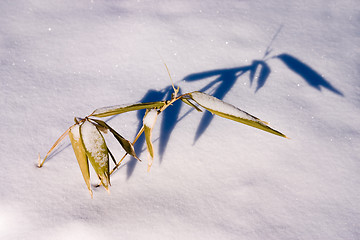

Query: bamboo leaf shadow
<box><xmin>126</xmin><ymin>89</ymin><xmax>167</xmax><ymax>178</ymax></box>
<box><xmin>126</xmin><ymin>86</ymin><xmax>181</xmax><ymax>178</ymax></box>
<box><xmin>184</xmin><ymin>67</ymin><xmax>251</xmax><ymax>142</ymax></box>
<box><xmin>159</xmin><ymin>87</ymin><xmax>182</xmax><ymax>163</ymax></box>
<box><xmin>276</xmin><ymin>53</ymin><xmax>344</xmax><ymax>96</ymax></box>
<box><xmin>249</xmin><ymin>60</ymin><xmax>271</xmax><ymax>92</ymax></box>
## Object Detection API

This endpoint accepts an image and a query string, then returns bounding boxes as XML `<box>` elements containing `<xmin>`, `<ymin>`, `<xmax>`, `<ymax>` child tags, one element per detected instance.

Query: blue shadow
<box><xmin>126</xmin><ymin>89</ymin><xmax>167</xmax><ymax>178</ymax></box>
<box><xmin>184</xmin><ymin>66</ymin><xmax>253</xmax><ymax>142</ymax></box>
<box><xmin>276</xmin><ymin>53</ymin><xmax>343</xmax><ymax>96</ymax></box>
<box><xmin>126</xmin><ymin>85</ymin><xmax>182</xmax><ymax>178</ymax></box>
<box><xmin>182</xmin><ymin>53</ymin><xmax>343</xmax><ymax>143</ymax></box>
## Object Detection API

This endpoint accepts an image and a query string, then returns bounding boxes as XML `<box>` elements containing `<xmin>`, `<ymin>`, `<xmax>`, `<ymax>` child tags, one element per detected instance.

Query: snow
<box><xmin>1</xmin><ymin>0</ymin><xmax>360</xmax><ymax>239</ymax></box>
<box><xmin>80</xmin><ymin>120</ymin><xmax>108</xmax><ymax>168</ymax></box>
<box><xmin>70</xmin><ymin>124</ymin><xmax>80</xmax><ymax>141</ymax></box>
<box><xmin>190</xmin><ymin>91</ymin><xmax>256</xmax><ymax>121</ymax></box>
<box><xmin>143</xmin><ymin>109</ymin><xmax>158</xmax><ymax>128</ymax></box>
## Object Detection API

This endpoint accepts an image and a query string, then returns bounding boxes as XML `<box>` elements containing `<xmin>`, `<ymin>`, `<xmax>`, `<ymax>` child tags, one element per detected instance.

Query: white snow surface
<box><xmin>1</xmin><ymin>1</ymin><xmax>360</xmax><ymax>239</ymax></box>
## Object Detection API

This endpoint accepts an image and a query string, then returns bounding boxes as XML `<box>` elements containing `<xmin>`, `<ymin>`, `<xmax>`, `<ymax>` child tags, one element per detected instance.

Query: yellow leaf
<box><xmin>69</xmin><ymin>124</ymin><xmax>93</xmax><ymax>197</ymax></box>
<box><xmin>90</xmin><ymin>101</ymin><xmax>166</xmax><ymax>118</ymax></box>
<box><xmin>189</xmin><ymin>91</ymin><xmax>287</xmax><ymax>138</ymax></box>
<box><xmin>143</xmin><ymin>109</ymin><xmax>158</xmax><ymax>171</ymax></box>
<box><xmin>80</xmin><ymin>120</ymin><xmax>110</xmax><ymax>191</ymax></box>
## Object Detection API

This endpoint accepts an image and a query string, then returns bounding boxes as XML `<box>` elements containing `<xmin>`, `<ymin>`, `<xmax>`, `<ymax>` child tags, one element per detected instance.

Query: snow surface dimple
<box><xmin>143</xmin><ymin>109</ymin><xmax>158</xmax><ymax>127</ymax></box>
<box><xmin>190</xmin><ymin>92</ymin><xmax>256</xmax><ymax>121</ymax></box>
<box><xmin>80</xmin><ymin>120</ymin><xmax>107</xmax><ymax>168</ymax></box>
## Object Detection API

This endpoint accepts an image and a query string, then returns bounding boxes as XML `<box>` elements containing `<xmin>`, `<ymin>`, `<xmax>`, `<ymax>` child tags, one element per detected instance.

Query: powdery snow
<box><xmin>1</xmin><ymin>0</ymin><xmax>359</xmax><ymax>240</ymax></box>
<box><xmin>143</xmin><ymin>109</ymin><xmax>159</xmax><ymax>128</ymax></box>
<box><xmin>80</xmin><ymin>120</ymin><xmax>108</xmax><ymax>168</ymax></box>
<box><xmin>190</xmin><ymin>91</ymin><xmax>257</xmax><ymax>121</ymax></box>
<box><xmin>69</xmin><ymin>124</ymin><xmax>81</xmax><ymax>141</ymax></box>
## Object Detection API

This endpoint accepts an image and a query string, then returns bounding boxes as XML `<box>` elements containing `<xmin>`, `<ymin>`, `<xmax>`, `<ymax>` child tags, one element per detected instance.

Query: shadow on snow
<box><xmin>125</xmin><ymin>85</ymin><xmax>182</xmax><ymax>179</ymax></box>
<box><xmin>183</xmin><ymin>53</ymin><xmax>343</xmax><ymax>142</ymax></box>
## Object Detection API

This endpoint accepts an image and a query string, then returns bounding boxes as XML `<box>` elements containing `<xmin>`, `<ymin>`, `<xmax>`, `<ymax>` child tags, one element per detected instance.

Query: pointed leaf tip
<box><xmin>80</xmin><ymin>120</ymin><xmax>110</xmax><ymax>190</ymax></box>
<box><xmin>69</xmin><ymin>124</ymin><xmax>92</xmax><ymax>195</ymax></box>
<box><xmin>90</xmin><ymin>101</ymin><xmax>166</xmax><ymax>118</ymax></box>
<box><xmin>143</xmin><ymin>109</ymin><xmax>158</xmax><ymax>171</ymax></box>
<box><xmin>189</xmin><ymin>91</ymin><xmax>287</xmax><ymax>138</ymax></box>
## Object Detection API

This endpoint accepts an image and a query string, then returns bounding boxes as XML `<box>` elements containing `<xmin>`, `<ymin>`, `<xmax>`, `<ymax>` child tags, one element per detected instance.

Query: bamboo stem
<box><xmin>110</xmin><ymin>126</ymin><xmax>145</xmax><ymax>175</ymax></box>
<box><xmin>38</xmin><ymin>126</ymin><xmax>72</xmax><ymax>168</ymax></box>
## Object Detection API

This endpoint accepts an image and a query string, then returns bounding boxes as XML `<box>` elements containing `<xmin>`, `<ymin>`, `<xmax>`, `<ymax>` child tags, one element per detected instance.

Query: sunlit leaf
<box><xmin>69</xmin><ymin>124</ymin><xmax>93</xmax><ymax>197</ymax></box>
<box><xmin>80</xmin><ymin>120</ymin><xmax>110</xmax><ymax>191</ymax></box>
<box><xmin>143</xmin><ymin>109</ymin><xmax>159</xmax><ymax>171</ymax></box>
<box><xmin>90</xmin><ymin>101</ymin><xmax>166</xmax><ymax>118</ymax></box>
<box><xmin>89</xmin><ymin>118</ymin><xmax>141</xmax><ymax>161</ymax></box>
<box><xmin>91</xmin><ymin>122</ymin><xmax>108</xmax><ymax>134</ymax></box>
<box><xmin>188</xmin><ymin>91</ymin><xmax>287</xmax><ymax>138</ymax></box>
<box><xmin>180</xmin><ymin>97</ymin><xmax>202</xmax><ymax>112</ymax></box>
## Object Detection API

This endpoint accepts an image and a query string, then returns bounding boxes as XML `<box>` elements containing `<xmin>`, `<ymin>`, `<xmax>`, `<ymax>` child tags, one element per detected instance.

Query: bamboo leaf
<box><xmin>69</xmin><ymin>124</ymin><xmax>93</xmax><ymax>197</ymax></box>
<box><xmin>80</xmin><ymin>120</ymin><xmax>110</xmax><ymax>191</ymax></box>
<box><xmin>188</xmin><ymin>91</ymin><xmax>287</xmax><ymax>138</ymax></box>
<box><xmin>89</xmin><ymin>118</ymin><xmax>141</xmax><ymax>161</ymax></box>
<box><xmin>143</xmin><ymin>109</ymin><xmax>158</xmax><ymax>171</ymax></box>
<box><xmin>90</xmin><ymin>101</ymin><xmax>166</xmax><ymax>118</ymax></box>
<box><xmin>91</xmin><ymin>122</ymin><xmax>108</xmax><ymax>134</ymax></box>
<box><xmin>180</xmin><ymin>97</ymin><xmax>203</xmax><ymax>112</ymax></box>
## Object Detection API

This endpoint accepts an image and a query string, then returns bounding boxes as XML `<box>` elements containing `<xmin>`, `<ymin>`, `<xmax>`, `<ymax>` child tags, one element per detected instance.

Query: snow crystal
<box><xmin>190</xmin><ymin>92</ymin><xmax>257</xmax><ymax>121</ymax></box>
<box><xmin>80</xmin><ymin>120</ymin><xmax>108</xmax><ymax>168</ymax></box>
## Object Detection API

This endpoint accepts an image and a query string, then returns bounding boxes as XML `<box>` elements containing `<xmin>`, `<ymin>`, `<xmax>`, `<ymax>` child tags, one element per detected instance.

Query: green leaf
<box><xmin>89</xmin><ymin>118</ymin><xmax>141</xmax><ymax>161</ymax></box>
<box><xmin>188</xmin><ymin>91</ymin><xmax>287</xmax><ymax>138</ymax></box>
<box><xmin>69</xmin><ymin>124</ymin><xmax>93</xmax><ymax>198</ymax></box>
<box><xmin>80</xmin><ymin>120</ymin><xmax>110</xmax><ymax>191</ymax></box>
<box><xmin>90</xmin><ymin>101</ymin><xmax>166</xmax><ymax>118</ymax></box>
<box><xmin>143</xmin><ymin>109</ymin><xmax>159</xmax><ymax>171</ymax></box>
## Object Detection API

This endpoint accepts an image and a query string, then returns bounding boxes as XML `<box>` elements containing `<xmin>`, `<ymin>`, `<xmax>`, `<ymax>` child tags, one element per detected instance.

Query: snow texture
<box><xmin>1</xmin><ymin>1</ymin><xmax>360</xmax><ymax>240</ymax></box>
<box><xmin>80</xmin><ymin>120</ymin><xmax>107</xmax><ymax>168</ymax></box>
<box><xmin>190</xmin><ymin>91</ymin><xmax>256</xmax><ymax>121</ymax></box>
<box><xmin>143</xmin><ymin>109</ymin><xmax>158</xmax><ymax>128</ymax></box>
<box><xmin>70</xmin><ymin>124</ymin><xmax>80</xmax><ymax>141</ymax></box>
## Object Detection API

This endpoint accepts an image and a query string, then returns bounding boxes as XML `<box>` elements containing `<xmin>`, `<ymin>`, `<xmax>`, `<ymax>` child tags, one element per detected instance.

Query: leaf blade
<box><xmin>189</xmin><ymin>91</ymin><xmax>287</xmax><ymax>138</ymax></box>
<box><xmin>69</xmin><ymin>124</ymin><xmax>93</xmax><ymax>197</ymax></box>
<box><xmin>180</xmin><ymin>97</ymin><xmax>203</xmax><ymax>112</ymax></box>
<box><xmin>89</xmin><ymin>118</ymin><xmax>141</xmax><ymax>161</ymax></box>
<box><xmin>90</xmin><ymin>101</ymin><xmax>166</xmax><ymax>118</ymax></box>
<box><xmin>80</xmin><ymin>120</ymin><xmax>110</xmax><ymax>190</ymax></box>
<box><xmin>143</xmin><ymin>109</ymin><xmax>158</xmax><ymax>171</ymax></box>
